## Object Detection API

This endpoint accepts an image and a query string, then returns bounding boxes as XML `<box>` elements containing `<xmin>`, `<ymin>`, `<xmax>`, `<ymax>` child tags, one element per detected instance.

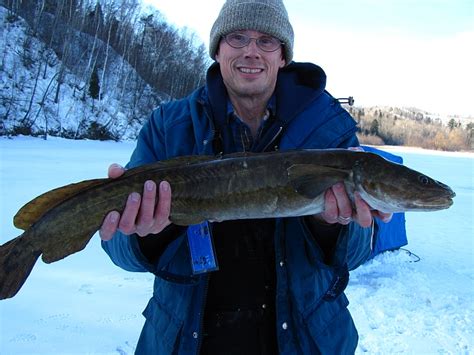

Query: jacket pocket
<box><xmin>303</xmin><ymin>294</ymin><xmax>358</xmax><ymax>355</ymax></box>
<box><xmin>136</xmin><ymin>297</ymin><xmax>183</xmax><ymax>355</ymax></box>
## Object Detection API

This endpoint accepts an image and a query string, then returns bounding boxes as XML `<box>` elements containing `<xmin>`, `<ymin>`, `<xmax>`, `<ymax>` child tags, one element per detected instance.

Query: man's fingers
<box><xmin>136</xmin><ymin>181</ymin><xmax>157</xmax><ymax>236</ymax></box>
<box><xmin>315</xmin><ymin>184</ymin><xmax>353</xmax><ymax>225</ymax></box>
<box><xmin>154</xmin><ymin>181</ymin><xmax>172</xmax><ymax>228</ymax></box>
<box><xmin>373</xmin><ymin>210</ymin><xmax>393</xmax><ymax>223</ymax></box>
<box><xmin>101</xmin><ymin>163</ymin><xmax>127</xmax><ymax>241</ymax></box>
<box><xmin>315</xmin><ymin>181</ymin><xmax>389</xmax><ymax>228</ymax></box>
<box><xmin>118</xmin><ymin>192</ymin><xmax>141</xmax><ymax>235</ymax></box>
<box><xmin>102</xmin><ymin>180</ymin><xmax>173</xmax><ymax>239</ymax></box>
<box><xmin>108</xmin><ymin>163</ymin><xmax>126</xmax><ymax>179</ymax></box>
<box><xmin>353</xmin><ymin>192</ymin><xmax>373</xmax><ymax>228</ymax></box>
<box><xmin>100</xmin><ymin>211</ymin><xmax>120</xmax><ymax>241</ymax></box>
<box><xmin>331</xmin><ymin>183</ymin><xmax>353</xmax><ymax>225</ymax></box>
<box><xmin>320</xmin><ymin>188</ymin><xmax>338</xmax><ymax>224</ymax></box>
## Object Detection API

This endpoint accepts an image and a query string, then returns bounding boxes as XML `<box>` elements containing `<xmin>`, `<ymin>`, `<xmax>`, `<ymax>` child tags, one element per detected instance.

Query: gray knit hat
<box><xmin>209</xmin><ymin>0</ymin><xmax>294</xmax><ymax>64</ymax></box>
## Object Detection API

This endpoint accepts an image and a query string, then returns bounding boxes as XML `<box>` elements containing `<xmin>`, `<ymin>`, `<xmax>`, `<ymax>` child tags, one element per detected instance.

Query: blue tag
<box><xmin>187</xmin><ymin>221</ymin><xmax>219</xmax><ymax>275</ymax></box>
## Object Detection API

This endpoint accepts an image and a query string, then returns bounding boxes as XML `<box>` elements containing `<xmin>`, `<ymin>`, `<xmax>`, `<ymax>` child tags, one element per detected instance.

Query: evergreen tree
<box><xmin>88</xmin><ymin>66</ymin><xmax>100</xmax><ymax>100</ymax></box>
<box><xmin>370</xmin><ymin>119</ymin><xmax>380</xmax><ymax>135</ymax></box>
<box><xmin>447</xmin><ymin>118</ymin><xmax>457</xmax><ymax>131</ymax></box>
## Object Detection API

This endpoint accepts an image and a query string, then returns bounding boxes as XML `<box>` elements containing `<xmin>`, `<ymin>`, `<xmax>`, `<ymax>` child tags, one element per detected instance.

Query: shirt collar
<box><xmin>226</xmin><ymin>94</ymin><xmax>276</xmax><ymax>123</ymax></box>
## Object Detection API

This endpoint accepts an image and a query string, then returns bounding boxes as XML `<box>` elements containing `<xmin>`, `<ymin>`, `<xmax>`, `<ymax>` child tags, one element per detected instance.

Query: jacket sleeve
<box><xmin>101</xmin><ymin>109</ymin><xmax>183</xmax><ymax>272</ymax></box>
<box><xmin>344</xmin><ymin>222</ymin><xmax>374</xmax><ymax>270</ymax></box>
<box><xmin>305</xmin><ymin>217</ymin><xmax>373</xmax><ymax>271</ymax></box>
<box><xmin>101</xmin><ymin>230</ymin><xmax>155</xmax><ymax>272</ymax></box>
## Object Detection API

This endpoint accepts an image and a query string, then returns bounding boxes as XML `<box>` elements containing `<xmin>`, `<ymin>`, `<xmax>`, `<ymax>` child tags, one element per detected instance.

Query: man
<box><xmin>100</xmin><ymin>0</ymin><xmax>392</xmax><ymax>353</ymax></box>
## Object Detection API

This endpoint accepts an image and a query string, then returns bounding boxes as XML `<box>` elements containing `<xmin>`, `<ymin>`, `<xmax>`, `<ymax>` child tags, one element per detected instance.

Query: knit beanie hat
<box><xmin>209</xmin><ymin>0</ymin><xmax>294</xmax><ymax>64</ymax></box>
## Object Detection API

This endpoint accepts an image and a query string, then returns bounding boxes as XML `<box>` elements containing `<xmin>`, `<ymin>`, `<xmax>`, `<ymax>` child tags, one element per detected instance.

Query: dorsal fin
<box><xmin>158</xmin><ymin>154</ymin><xmax>218</xmax><ymax>166</ymax></box>
<box><xmin>221</xmin><ymin>151</ymin><xmax>256</xmax><ymax>159</ymax></box>
<box><xmin>13</xmin><ymin>178</ymin><xmax>106</xmax><ymax>230</ymax></box>
<box><xmin>121</xmin><ymin>155</ymin><xmax>218</xmax><ymax>178</ymax></box>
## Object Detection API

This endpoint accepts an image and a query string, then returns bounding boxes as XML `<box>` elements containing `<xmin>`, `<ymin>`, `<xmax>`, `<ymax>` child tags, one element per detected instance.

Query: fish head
<box><xmin>353</xmin><ymin>152</ymin><xmax>456</xmax><ymax>213</ymax></box>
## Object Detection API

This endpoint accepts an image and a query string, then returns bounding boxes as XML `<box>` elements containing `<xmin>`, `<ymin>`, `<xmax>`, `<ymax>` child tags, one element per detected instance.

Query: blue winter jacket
<box><xmin>102</xmin><ymin>62</ymin><xmax>373</xmax><ymax>354</ymax></box>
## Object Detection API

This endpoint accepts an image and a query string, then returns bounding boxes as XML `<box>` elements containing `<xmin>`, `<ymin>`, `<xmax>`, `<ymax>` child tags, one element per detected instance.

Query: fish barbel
<box><xmin>0</xmin><ymin>149</ymin><xmax>455</xmax><ymax>299</ymax></box>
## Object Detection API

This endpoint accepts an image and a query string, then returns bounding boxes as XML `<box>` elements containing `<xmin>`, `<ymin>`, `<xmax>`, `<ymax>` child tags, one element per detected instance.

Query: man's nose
<box><xmin>243</xmin><ymin>38</ymin><xmax>261</xmax><ymax>57</ymax></box>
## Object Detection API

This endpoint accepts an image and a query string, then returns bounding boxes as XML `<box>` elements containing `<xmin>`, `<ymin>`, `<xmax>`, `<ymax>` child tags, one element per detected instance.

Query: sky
<box><xmin>141</xmin><ymin>0</ymin><xmax>474</xmax><ymax>117</ymax></box>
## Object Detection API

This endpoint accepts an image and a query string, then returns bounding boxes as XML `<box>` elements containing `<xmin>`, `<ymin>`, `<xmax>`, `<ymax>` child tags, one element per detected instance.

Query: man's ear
<box><xmin>280</xmin><ymin>47</ymin><xmax>286</xmax><ymax>68</ymax></box>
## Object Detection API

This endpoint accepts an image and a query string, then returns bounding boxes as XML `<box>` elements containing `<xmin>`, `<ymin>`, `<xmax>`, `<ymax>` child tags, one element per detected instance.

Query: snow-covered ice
<box><xmin>348</xmin><ymin>146</ymin><xmax>473</xmax><ymax>354</ymax></box>
<box><xmin>0</xmin><ymin>137</ymin><xmax>473</xmax><ymax>354</ymax></box>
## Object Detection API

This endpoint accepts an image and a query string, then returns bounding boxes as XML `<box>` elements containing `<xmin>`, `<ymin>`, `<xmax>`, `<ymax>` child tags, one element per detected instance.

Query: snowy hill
<box><xmin>352</xmin><ymin>106</ymin><xmax>474</xmax><ymax>127</ymax></box>
<box><xmin>0</xmin><ymin>7</ymin><xmax>165</xmax><ymax>140</ymax></box>
<box><xmin>0</xmin><ymin>2</ymin><xmax>209</xmax><ymax>140</ymax></box>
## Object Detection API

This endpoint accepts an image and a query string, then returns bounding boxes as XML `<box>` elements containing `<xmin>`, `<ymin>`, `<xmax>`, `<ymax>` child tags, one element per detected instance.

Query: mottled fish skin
<box><xmin>0</xmin><ymin>149</ymin><xmax>455</xmax><ymax>299</ymax></box>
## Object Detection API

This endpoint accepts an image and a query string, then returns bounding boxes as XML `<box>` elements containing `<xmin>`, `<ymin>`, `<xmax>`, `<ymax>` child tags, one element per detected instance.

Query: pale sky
<box><xmin>142</xmin><ymin>0</ymin><xmax>474</xmax><ymax>117</ymax></box>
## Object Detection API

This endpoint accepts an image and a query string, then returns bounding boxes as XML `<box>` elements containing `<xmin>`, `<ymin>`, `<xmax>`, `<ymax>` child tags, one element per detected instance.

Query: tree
<box><xmin>370</xmin><ymin>119</ymin><xmax>380</xmax><ymax>136</ymax></box>
<box><xmin>447</xmin><ymin>118</ymin><xmax>457</xmax><ymax>131</ymax></box>
<box><xmin>88</xmin><ymin>66</ymin><xmax>100</xmax><ymax>100</ymax></box>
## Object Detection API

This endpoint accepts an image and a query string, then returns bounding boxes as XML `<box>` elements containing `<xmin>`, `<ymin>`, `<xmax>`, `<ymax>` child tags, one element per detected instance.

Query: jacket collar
<box><xmin>203</xmin><ymin>62</ymin><xmax>328</xmax><ymax>153</ymax></box>
<box><xmin>205</xmin><ymin>62</ymin><xmax>327</xmax><ymax>124</ymax></box>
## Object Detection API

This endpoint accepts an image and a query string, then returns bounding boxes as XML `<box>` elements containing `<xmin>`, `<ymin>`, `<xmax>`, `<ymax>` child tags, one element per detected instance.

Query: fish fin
<box><xmin>164</xmin><ymin>155</ymin><xmax>217</xmax><ymax>165</ymax></box>
<box><xmin>14</xmin><ymin>178</ymin><xmax>106</xmax><ymax>231</ymax></box>
<box><xmin>287</xmin><ymin>164</ymin><xmax>350</xmax><ymax>199</ymax></box>
<box><xmin>41</xmin><ymin>224</ymin><xmax>98</xmax><ymax>263</ymax></box>
<box><xmin>125</xmin><ymin>155</ymin><xmax>217</xmax><ymax>174</ymax></box>
<box><xmin>169</xmin><ymin>214</ymin><xmax>205</xmax><ymax>226</ymax></box>
<box><xmin>0</xmin><ymin>234</ymin><xmax>41</xmax><ymax>300</ymax></box>
<box><xmin>126</xmin><ymin>153</ymin><xmax>259</xmax><ymax>173</ymax></box>
<box><xmin>221</xmin><ymin>151</ymin><xmax>257</xmax><ymax>159</ymax></box>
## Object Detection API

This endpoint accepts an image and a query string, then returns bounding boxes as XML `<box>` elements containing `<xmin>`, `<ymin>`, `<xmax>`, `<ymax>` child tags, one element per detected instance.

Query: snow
<box><xmin>349</xmin><ymin>149</ymin><xmax>474</xmax><ymax>354</ymax></box>
<box><xmin>0</xmin><ymin>137</ymin><xmax>473</xmax><ymax>354</ymax></box>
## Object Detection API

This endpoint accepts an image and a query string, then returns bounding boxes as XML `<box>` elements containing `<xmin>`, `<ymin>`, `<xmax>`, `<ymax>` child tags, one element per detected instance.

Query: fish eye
<box><xmin>418</xmin><ymin>175</ymin><xmax>430</xmax><ymax>185</ymax></box>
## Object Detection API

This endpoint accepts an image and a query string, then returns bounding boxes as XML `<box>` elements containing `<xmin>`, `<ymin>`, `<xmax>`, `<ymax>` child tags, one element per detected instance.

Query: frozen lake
<box><xmin>0</xmin><ymin>137</ymin><xmax>472</xmax><ymax>354</ymax></box>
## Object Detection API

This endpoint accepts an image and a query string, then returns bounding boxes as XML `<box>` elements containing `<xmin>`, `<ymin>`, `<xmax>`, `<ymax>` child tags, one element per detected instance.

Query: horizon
<box><xmin>142</xmin><ymin>0</ymin><xmax>474</xmax><ymax>117</ymax></box>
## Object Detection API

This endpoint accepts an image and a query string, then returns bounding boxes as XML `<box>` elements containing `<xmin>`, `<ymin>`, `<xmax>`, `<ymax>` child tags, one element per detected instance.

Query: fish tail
<box><xmin>0</xmin><ymin>234</ymin><xmax>41</xmax><ymax>300</ymax></box>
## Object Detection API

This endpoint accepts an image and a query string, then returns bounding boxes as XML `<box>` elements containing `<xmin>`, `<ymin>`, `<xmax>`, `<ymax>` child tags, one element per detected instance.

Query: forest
<box><xmin>351</xmin><ymin>106</ymin><xmax>473</xmax><ymax>151</ymax></box>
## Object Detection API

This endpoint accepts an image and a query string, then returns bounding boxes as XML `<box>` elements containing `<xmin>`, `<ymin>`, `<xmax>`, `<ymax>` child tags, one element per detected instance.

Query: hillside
<box><xmin>1</xmin><ymin>7</ymin><xmax>149</xmax><ymax>139</ymax></box>
<box><xmin>348</xmin><ymin>106</ymin><xmax>473</xmax><ymax>151</ymax></box>
<box><xmin>0</xmin><ymin>2</ymin><xmax>208</xmax><ymax>140</ymax></box>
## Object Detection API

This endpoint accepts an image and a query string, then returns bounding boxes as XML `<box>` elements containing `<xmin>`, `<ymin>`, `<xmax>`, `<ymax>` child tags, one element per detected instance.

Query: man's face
<box><xmin>216</xmin><ymin>30</ymin><xmax>286</xmax><ymax>101</ymax></box>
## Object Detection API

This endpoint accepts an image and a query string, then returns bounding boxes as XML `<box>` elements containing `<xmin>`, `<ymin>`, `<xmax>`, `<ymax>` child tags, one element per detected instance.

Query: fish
<box><xmin>0</xmin><ymin>149</ymin><xmax>455</xmax><ymax>299</ymax></box>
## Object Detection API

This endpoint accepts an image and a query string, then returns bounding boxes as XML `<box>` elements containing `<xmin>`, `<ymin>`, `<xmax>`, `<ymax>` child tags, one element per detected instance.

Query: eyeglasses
<box><xmin>223</xmin><ymin>32</ymin><xmax>283</xmax><ymax>52</ymax></box>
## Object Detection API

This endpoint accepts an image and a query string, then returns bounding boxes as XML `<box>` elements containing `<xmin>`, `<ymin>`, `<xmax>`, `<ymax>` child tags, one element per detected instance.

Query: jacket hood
<box><xmin>274</xmin><ymin>62</ymin><xmax>327</xmax><ymax>121</ymax></box>
<box><xmin>277</xmin><ymin>61</ymin><xmax>327</xmax><ymax>94</ymax></box>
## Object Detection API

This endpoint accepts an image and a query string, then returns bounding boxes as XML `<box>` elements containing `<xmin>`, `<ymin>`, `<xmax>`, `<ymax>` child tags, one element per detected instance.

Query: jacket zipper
<box><xmin>195</xmin><ymin>274</ymin><xmax>210</xmax><ymax>355</ymax></box>
<box><xmin>262</xmin><ymin>125</ymin><xmax>283</xmax><ymax>152</ymax></box>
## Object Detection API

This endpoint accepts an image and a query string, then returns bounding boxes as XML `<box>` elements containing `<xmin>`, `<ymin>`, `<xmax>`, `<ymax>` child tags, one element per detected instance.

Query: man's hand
<box><xmin>313</xmin><ymin>182</ymin><xmax>393</xmax><ymax>228</ymax></box>
<box><xmin>99</xmin><ymin>164</ymin><xmax>172</xmax><ymax>241</ymax></box>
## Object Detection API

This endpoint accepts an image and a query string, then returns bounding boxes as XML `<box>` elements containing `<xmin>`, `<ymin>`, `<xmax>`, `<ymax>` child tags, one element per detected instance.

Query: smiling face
<box><xmin>215</xmin><ymin>30</ymin><xmax>286</xmax><ymax>102</ymax></box>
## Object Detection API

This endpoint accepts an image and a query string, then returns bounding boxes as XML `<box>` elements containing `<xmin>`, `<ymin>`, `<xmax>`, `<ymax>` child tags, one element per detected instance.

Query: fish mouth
<box><xmin>412</xmin><ymin>195</ymin><xmax>455</xmax><ymax>210</ymax></box>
